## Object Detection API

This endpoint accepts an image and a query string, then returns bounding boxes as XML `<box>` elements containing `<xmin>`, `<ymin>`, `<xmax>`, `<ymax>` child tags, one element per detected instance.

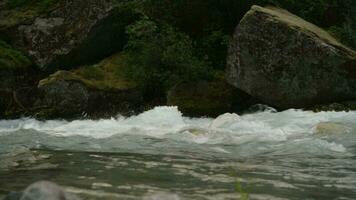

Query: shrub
<box><xmin>0</xmin><ymin>40</ymin><xmax>32</xmax><ymax>69</ymax></box>
<box><xmin>6</xmin><ymin>0</ymin><xmax>59</xmax><ymax>10</ymax></box>
<box><xmin>124</xmin><ymin>18</ymin><xmax>213</xmax><ymax>97</ymax></box>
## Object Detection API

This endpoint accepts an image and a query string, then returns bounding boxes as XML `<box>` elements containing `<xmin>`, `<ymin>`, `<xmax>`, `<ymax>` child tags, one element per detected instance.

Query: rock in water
<box><xmin>226</xmin><ymin>5</ymin><xmax>356</xmax><ymax>110</ymax></box>
<box><xmin>209</xmin><ymin>113</ymin><xmax>240</xmax><ymax>130</ymax></box>
<box><xmin>2</xmin><ymin>192</ymin><xmax>22</xmax><ymax>200</ymax></box>
<box><xmin>167</xmin><ymin>79</ymin><xmax>256</xmax><ymax>117</ymax></box>
<box><xmin>36</xmin><ymin>54</ymin><xmax>143</xmax><ymax>119</ymax></box>
<box><xmin>313</xmin><ymin>122</ymin><xmax>351</xmax><ymax>135</ymax></box>
<box><xmin>20</xmin><ymin>181</ymin><xmax>79</xmax><ymax>200</ymax></box>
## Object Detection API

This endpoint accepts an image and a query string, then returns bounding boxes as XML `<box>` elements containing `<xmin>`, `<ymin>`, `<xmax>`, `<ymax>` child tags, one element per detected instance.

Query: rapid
<box><xmin>0</xmin><ymin>106</ymin><xmax>356</xmax><ymax>199</ymax></box>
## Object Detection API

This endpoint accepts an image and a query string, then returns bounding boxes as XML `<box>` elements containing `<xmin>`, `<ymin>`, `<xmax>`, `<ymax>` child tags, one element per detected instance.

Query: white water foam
<box><xmin>0</xmin><ymin>106</ymin><xmax>355</xmax><ymax>154</ymax></box>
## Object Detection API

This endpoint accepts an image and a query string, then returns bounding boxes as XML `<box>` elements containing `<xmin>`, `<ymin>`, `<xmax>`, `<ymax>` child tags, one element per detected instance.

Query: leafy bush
<box><xmin>124</xmin><ymin>18</ymin><xmax>213</xmax><ymax>97</ymax></box>
<box><xmin>6</xmin><ymin>0</ymin><xmax>27</xmax><ymax>8</ymax></box>
<box><xmin>6</xmin><ymin>0</ymin><xmax>59</xmax><ymax>10</ymax></box>
<box><xmin>0</xmin><ymin>40</ymin><xmax>32</xmax><ymax>69</ymax></box>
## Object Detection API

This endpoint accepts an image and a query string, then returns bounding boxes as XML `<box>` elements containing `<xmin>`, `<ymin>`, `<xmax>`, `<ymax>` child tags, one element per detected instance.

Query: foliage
<box><xmin>124</xmin><ymin>18</ymin><xmax>213</xmax><ymax>97</ymax></box>
<box><xmin>118</xmin><ymin>0</ymin><xmax>355</xmax><ymax>100</ymax></box>
<box><xmin>127</xmin><ymin>0</ymin><xmax>355</xmax><ymax>69</ymax></box>
<box><xmin>235</xmin><ymin>180</ymin><xmax>250</xmax><ymax>200</ymax></box>
<box><xmin>196</xmin><ymin>31</ymin><xmax>231</xmax><ymax>70</ymax></box>
<box><xmin>6</xmin><ymin>0</ymin><xmax>59</xmax><ymax>11</ymax></box>
<box><xmin>0</xmin><ymin>40</ymin><xmax>32</xmax><ymax>70</ymax></box>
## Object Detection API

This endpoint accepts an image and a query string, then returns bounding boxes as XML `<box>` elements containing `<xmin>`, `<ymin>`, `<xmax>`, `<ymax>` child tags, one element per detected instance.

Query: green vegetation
<box><xmin>123</xmin><ymin>18</ymin><xmax>213</xmax><ymax>97</ymax></box>
<box><xmin>1</xmin><ymin>0</ymin><xmax>355</xmax><ymax>102</ymax></box>
<box><xmin>115</xmin><ymin>0</ymin><xmax>355</xmax><ymax>99</ymax></box>
<box><xmin>0</xmin><ymin>40</ymin><xmax>31</xmax><ymax>70</ymax></box>
<box><xmin>141</xmin><ymin>0</ymin><xmax>355</xmax><ymax>45</ymax></box>
<box><xmin>1</xmin><ymin>0</ymin><xmax>61</xmax><ymax>30</ymax></box>
<box><xmin>235</xmin><ymin>179</ymin><xmax>250</xmax><ymax>200</ymax></box>
<box><xmin>6</xmin><ymin>0</ymin><xmax>60</xmax><ymax>10</ymax></box>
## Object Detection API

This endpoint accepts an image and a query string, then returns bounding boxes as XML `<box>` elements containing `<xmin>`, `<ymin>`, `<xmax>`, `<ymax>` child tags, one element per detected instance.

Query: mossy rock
<box><xmin>311</xmin><ymin>101</ymin><xmax>356</xmax><ymax>112</ymax></box>
<box><xmin>1</xmin><ymin>0</ymin><xmax>138</xmax><ymax>70</ymax></box>
<box><xmin>167</xmin><ymin>76</ymin><xmax>257</xmax><ymax>117</ymax></box>
<box><xmin>227</xmin><ymin>5</ymin><xmax>356</xmax><ymax>110</ymax></box>
<box><xmin>0</xmin><ymin>0</ymin><xmax>61</xmax><ymax>30</ymax></box>
<box><xmin>0</xmin><ymin>40</ymin><xmax>39</xmax><ymax>118</ymax></box>
<box><xmin>39</xmin><ymin>53</ymin><xmax>136</xmax><ymax>90</ymax></box>
<box><xmin>36</xmin><ymin>53</ymin><xmax>143</xmax><ymax>119</ymax></box>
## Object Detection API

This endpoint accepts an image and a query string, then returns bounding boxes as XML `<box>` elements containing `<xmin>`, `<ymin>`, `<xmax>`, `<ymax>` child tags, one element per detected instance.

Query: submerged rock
<box><xmin>143</xmin><ymin>192</ymin><xmax>180</xmax><ymax>200</ymax></box>
<box><xmin>0</xmin><ymin>147</ymin><xmax>36</xmax><ymax>170</ymax></box>
<box><xmin>0</xmin><ymin>147</ymin><xmax>54</xmax><ymax>171</ymax></box>
<box><xmin>0</xmin><ymin>0</ymin><xmax>136</xmax><ymax>70</ymax></box>
<box><xmin>20</xmin><ymin>181</ymin><xmax>79</xmax><ymax>200</ymax></box>
<box><xmin>209</xmin><ymin>113</ymin><xmax>240</xmax><ymax>130</ymax></box>
<box><xmin>36</xmin><ymin>53</ymin><xmax>143</xmax><ymax>119</ymax></box>
<box><xmin>226</xmin><ymin>5</ymin><xmax>356</xmax><ymax>110</ymax></box>
<box><xmin>313</xmin><ymin>122</ymin><xmax>351</xmax><ymax>135</ymax></box>
<box><xmin>167</xmin><ymin>78</ymin><xmax>257</xmax><ymax>117</ymax></box>
<box><xmin>2</xmin><ymin>181</ymin><xmax>78</xmax><ymax>200</ymax></box>
<box><xmin>2</xmin><ymin>192</ymin><xmax>22</xmax><ymax>200</ymax></box>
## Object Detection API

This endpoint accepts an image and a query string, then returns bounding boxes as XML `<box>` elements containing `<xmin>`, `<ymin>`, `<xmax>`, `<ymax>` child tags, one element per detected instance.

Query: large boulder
<box><xmin>167</xmin><ymin>77</ymin><xmax>257</xmax><ymax>117</ymax></box>
<box><xmin>226</xmin><ymin>5</ymin><xmax>356</xmax><ymax>109</ymax></box>
<box><xmin>0</xmin><ymin>0</ymin><xmax>136</xmax><ymax>70</ymax></box>
<box><xmin>36</xmin><ymin>53</ymin><xmax>143</xmax><ymax>119</ymax></box>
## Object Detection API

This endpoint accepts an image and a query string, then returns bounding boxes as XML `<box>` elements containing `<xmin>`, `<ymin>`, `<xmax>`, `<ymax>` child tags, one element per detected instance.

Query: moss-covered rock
<box><xmin>0</xmin><ymin>0</ymin><xmax>61</xmax><ymax>29</ymax></box>
<box><xmin>0</xmin><ymin>40</ymin><xmax>39</xmax><ymax>118</ymax></box>
<box><xmin>311</xmin><ymin>101</ymin><xmax>356</xmax><ymax>112</ymax></box>
<box><xmin>227</xmin><ymin>5</ymin><xmax>356</xmax><ymax>110</ymax></box>
<box><xmin>36</xmin><ymin>53</ymin><xmax>143</xmax><ymax>119</ymax></box>
<box><xmin>313</xmin><ymin>122</ymin><xmax>350</xmax><ymax>135</ymax></box>
<box><xmin>167</xmin><ymin>76</ymin><xmax>257</xmax><ymax>117</ymax></box>
<box><xmin>0</xmin><ymin>0</ymin><xmax>137</xmax><ymax>70</ymax></box>
<box><xmin>39</xmin><ymin>54</ymin><xmax>136</xmax><ymax>90</ymax></box>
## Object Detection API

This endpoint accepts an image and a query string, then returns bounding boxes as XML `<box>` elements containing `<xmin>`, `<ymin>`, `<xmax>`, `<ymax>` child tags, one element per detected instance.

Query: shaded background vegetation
<box><xmin>119</xmin><ymin>0</ymin><xmax>356</xmax><ymax>95</ymax></box>
<box><xmin>4</xmin><ymin>0</ymin><xmax>356</xmax><ymax>97</ymax></box>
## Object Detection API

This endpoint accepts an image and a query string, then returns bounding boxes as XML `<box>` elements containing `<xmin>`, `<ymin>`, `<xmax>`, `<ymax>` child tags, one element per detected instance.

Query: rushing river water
<box><xmin>0</xmin><ymin>106</ymin><xmax>356</xmax><ymax>200</ymax></box>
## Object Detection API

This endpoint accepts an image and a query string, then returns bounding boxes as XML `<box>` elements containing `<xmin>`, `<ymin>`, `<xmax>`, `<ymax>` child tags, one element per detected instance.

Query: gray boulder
<box><xmin>0</xmin><ymin>0</ymin><xmax>136</xmax><ymax>70</ymax></box>
<box><xmin>226</xmin><ymin>5</ymin><xmax>356</xmax><ymax>109</ymax></box>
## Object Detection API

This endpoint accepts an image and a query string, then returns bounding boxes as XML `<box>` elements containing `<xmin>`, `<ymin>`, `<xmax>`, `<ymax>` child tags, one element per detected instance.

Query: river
<box><xmin>0</xmin><ymin>106</ymin><xmax>356</xmax><ymax>199</ymax></box>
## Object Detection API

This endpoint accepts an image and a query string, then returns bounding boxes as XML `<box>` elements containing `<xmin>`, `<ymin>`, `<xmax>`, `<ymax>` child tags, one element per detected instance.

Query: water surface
<box><xmin>1</xmin><ymin>107</ymin><xmax>356</xmax><ymax>199</ymax></box>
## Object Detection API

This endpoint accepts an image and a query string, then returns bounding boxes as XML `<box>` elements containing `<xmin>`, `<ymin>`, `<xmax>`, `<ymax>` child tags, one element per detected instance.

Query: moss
<box><xmin>0</xmin><ymin>40</ymin><xmax>32</xmax><ymax>70</ymax></box>
<box><xmin>250</xmin><ymin>6</ymin><xmax>356</xmax><ymax>55</ymax></box>
<box><xmin>6</xmin><ymin>0</ymin><xmax>60</xmax><ymax>10</ymax></box>
<box><xmin>1</xmin><ymin>0</ymin><xmax>62</xmax><ymax>30</ymax></box>
<box><xmin>311</xmin><ymin>101</ymin><xmax>356</xmax><ymax>112</ymax></box>
<box><xmin>39</xmin><ymin>53</ymin><xmax>137</xmax><ymax>90</ymax></box>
